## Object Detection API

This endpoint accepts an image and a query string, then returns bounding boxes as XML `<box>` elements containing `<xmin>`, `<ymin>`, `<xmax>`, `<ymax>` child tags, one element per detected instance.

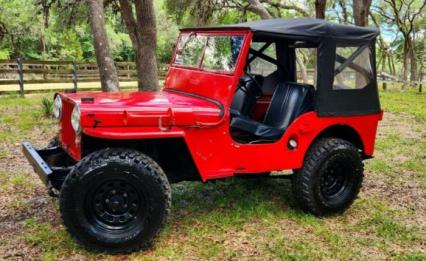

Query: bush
<box><xmin>41</xmin><ymin>97</ymin><xmax>53</xmax><ymax>117</ymax></box>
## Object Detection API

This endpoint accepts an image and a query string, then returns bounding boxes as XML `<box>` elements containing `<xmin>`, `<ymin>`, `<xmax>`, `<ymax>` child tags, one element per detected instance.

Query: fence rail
<box><xmin>0</xmin><ymin>59</ymin><xmax>168</xmax><ymax>96</ymax></box>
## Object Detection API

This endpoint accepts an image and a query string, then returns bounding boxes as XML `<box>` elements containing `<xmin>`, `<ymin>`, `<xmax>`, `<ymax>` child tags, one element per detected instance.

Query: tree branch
<box><xmin>260</xmin><ymin>0</ymin><xmax>310</xmax><ymax>17</ymax></box>
<box><xmin>247</xmin><ymin>0</ymin><xmax>272</xmax><ymax>19</ymax></box>
<box><xmin>117</xmin><ymin>0</ymin><xmax>139</xmax><ymax>49</ymax></box>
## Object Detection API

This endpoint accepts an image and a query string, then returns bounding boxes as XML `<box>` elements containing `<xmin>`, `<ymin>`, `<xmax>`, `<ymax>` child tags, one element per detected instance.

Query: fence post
<box><xmin>72</xmin><ymin>61</ymin><xmax>78</xmax><ymax>92</ymax></box>
<box><xmin>382</xmin><ymin>82</ymin><xmax>387</xmax><ymax>91</ymax></box>
<box><xmin>16</xmin><ymin>58</ymin><xmax>24</xmax><ymax>97</ymax></box>
<box><xmin>419</xmin><ymin>83</ymin><xmax>423</xmax><ymax>93</ymax></box>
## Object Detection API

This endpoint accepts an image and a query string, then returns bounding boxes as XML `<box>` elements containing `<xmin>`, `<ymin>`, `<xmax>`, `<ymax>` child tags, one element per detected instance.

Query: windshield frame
<box><xmin>171</xmin><ymin>31</ymin><xmax>248</xmax><ymax>75</ymax></box>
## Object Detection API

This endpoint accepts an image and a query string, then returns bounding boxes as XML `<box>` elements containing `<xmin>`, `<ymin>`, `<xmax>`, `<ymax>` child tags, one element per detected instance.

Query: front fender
<box><xmin>83</xmin><ymin>126</ymin><xmax>186</xmax><ymax>140</ymax></box>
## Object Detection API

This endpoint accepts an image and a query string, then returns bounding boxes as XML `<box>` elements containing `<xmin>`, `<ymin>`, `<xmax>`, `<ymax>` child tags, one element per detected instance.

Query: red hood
<box><xmin>60</xmin><ymin>90</ymin><xmax>224</xmax><ymax>128</ymax></box>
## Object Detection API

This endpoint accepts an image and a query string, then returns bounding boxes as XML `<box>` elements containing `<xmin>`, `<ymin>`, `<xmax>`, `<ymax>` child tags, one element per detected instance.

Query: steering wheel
<box><xmin>239</xmin><ymin>73</ymin><xmax>263</xmax><ymax>98</ymax></box>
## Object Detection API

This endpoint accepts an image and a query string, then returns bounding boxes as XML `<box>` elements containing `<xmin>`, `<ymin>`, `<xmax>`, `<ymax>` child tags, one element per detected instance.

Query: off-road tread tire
<box><xmin>59</xmin><ymin>148</ymin><xmax>171</xmax><ymax>253</ymax></box>
<box><xmin>292</xmin><ymin>138</ymin><xmax>364</xmax><ymax>216</ymax></box>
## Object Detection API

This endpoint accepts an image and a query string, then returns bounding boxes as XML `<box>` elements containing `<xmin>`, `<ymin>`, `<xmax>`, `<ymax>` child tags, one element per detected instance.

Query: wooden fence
<box><xmin>0</xmin><ymin>59</ymin><xmax>168</xmax><ymax>96</ymax></box>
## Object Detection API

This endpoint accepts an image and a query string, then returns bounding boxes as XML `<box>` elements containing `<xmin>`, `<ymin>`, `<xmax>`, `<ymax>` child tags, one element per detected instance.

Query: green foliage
<box><xmin>0</xmin><ymin>49</ymin><xmax>10</xmax><ymax>59</ymax></box>
<box><xmin>0</xmin><ymin>0</ymin><xmax>179</xmax><ymax>64</ymax></box>
<box><xmin>155</xmin><ymin>0</ymin><xmax>179</xmax><ymax>63</ymax></box>
<box><xmin>41</xmin><ymin>97</ymin><xmax>53</xmax><ymax>117</ymax></box>
<box><xmin>0</xmin><ymin>0</ymin><xmax>43</xmax><ymax>58</ymax></box>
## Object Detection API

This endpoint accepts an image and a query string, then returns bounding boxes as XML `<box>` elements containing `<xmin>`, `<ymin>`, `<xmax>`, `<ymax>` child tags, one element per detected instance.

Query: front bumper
<box><xmin>22</xmin><ymin>142</ymin><xmax>72</xmax><ymax>192</ymax></box>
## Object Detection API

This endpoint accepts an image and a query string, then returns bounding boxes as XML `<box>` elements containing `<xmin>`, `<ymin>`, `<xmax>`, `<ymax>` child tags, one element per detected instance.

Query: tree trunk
<box><xmin>247</xmin><ymin>0</ymin><xmax>272</xmax><ymax>19</ymax></box>
<box><xmin>409</xmin><ymin>31</ymin><xmax>417</xmax><ymax>82</ymax></box>
<box><xmin>296</xmin><ymin>53</ymin><xmax>308</xmax><ymax>84</ymax></box>
<box><xmin>314</xmin><ymin>0</ymin><xmax>326</xmax><ymax>86</ymax></box>
<box><xmin>390</xmin><ymin>54</ymin><xmax>396</xmax><ymax>76</ymax></box>
<box><xmin>134</xmin><ymin>0</ymin><xmax>158</xmax><ymax>91</ymax></box>
<box><xmin>88</xmin><ymin>0</ymin><xmax>120</xmax><ymax>92</ymax></box>
<box><xmin>40</xmin><ymin>2</ymin><xmax>49</xmax><ymax>78</ymax></box>
<box><xmin>315</xmin><ymin>0</ymin><xmax>327</xmax><ymax>19</ymax></box>
<box><xmin>353</xmin><ymin>0</ymin><xmax>371</xmax><ymax>87</ymax></box>
<box><xmin>402</xmin><ymin>38</ymin><xmax>409</xmax><ymax>81</ymax></box>
<box><xmin>353</xmin><ymin>0</ymin><xmax>371</xmax><ymax>26</ymax></box>
<box><xmin>118</xmin><ymin>0</ymin><xmax>159</xmax><ymax>91</ymax></box>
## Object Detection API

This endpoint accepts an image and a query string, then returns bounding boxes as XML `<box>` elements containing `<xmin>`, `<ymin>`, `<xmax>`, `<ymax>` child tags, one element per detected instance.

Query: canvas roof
<box><xmin>181</xmin><ymin>18</ymin><xmax>380</xmax><ymax>42</ymax></box>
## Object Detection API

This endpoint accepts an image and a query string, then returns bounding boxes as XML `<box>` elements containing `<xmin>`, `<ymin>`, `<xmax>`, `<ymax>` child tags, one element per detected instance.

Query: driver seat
<box><xmin>230</xmin><ymin>75</ymin><xmax>263</xmax><ymax>117</ymax></box>
<box><xmin>230</xmin><ymin>82</ymin><xmax>314</xmax><ymax>141</ymax></box>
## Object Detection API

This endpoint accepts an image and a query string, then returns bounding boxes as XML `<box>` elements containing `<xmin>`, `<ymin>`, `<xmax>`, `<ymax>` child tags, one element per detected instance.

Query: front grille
<box><xmin>59</xmin><ymin>98</ymin><xmax>78</xmax><ymax>159</ymax></box>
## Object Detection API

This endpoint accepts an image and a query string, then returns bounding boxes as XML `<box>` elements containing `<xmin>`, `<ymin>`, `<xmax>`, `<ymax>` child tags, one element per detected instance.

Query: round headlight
<box><xmin>71</xmin><ymin>105</ymin><xmax>81</xmax><ymax>134</ymax></box>
<box><xmin>52</xmin><ymin>95</ymin><xmax>62</xmax><ymax>119</ymax></box>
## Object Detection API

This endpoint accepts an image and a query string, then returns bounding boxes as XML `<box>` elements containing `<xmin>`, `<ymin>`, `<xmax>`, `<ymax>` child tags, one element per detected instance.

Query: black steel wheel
<box><xmin>59</xmin><ymin>148</ymin><xmax>171</xmax><ymax>253</ymax></box>
<box><xmin>292</xmin><ymin>138</ymin><xmax>363</xmax><ymax>216</ymax></box>
<box><xmin>87</xmin><ymin>179</ymin><xmax>144</xmax><ymax>230</ymax></box>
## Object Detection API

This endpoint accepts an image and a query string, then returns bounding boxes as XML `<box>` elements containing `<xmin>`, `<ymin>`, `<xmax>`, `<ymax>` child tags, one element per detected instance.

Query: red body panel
<box><xmin>57</xmin><ymin>29</ymin><xmax>382</xmax><ymax>182</ymax></box>
<box><xmin>181</xmin><ymin>111</ymin><xmax>382</xmax><ymax>181</ymax></box>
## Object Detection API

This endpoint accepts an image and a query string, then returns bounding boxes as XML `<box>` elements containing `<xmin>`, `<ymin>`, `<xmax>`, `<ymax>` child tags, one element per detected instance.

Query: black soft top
<box><xmin>182</xmin><ymin>18</ymin><xmax>380</xmax><ymax>43</ymax></box>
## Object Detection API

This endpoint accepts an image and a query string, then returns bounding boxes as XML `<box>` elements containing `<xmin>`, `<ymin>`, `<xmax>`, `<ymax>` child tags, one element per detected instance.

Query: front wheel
<box><xmin>292</xmin><ymin>138</ymin><xmax>364</xmax><ymax>216</ymax></box>
<box><xmin>59</xmin><ymin>148</ymin><xmax>171</xmax><ymax>253</ymax></box>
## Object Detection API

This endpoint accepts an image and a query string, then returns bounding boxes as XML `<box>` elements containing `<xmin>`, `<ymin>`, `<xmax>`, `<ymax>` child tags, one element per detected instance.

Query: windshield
<box><xmin>173</xmin><ymin>33</ymin><xmax>244</xmax><ymax>73</ymax></box>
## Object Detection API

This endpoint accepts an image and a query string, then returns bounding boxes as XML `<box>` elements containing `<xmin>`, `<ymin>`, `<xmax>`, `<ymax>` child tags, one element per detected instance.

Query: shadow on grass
<box><xmin>168</xmin><ymin>177</ymin><xmax>308</xmax><ymax>228</ymax></box>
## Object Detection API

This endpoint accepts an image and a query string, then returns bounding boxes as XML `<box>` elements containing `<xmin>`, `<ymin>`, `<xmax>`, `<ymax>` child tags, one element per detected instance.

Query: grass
<box><xmin>41</xmin><ymin>97</ymin><xmax>53</xmax><ymax>117</ymax></box>
<box><xmin>0</xmin><ymin>88</ymin><xmax>425</xmax><ymax>260</ymax></box>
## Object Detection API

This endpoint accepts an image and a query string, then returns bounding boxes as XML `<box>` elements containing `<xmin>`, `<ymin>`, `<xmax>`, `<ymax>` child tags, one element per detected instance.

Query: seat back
<box><xmin>231</xmin><ymin>75</ymin><xmax>263</xmax><ymax>116</ymax></box>
<box><xmin>263</xmin><ymin>82</ymin><xmax>315</xmax><ymax>130</ymax></box>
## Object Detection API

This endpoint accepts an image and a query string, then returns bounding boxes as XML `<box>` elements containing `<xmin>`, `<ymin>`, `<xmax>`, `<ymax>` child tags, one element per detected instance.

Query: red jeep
<box><xmin>23</xmin><ymin>19</ymin><xmax>382</xmax><ymax>252</ymax></box>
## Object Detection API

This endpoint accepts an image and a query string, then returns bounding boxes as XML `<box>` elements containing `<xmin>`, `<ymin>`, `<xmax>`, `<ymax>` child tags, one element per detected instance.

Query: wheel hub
<box><xmin>92</xmin><ymin>180</ymin><xmax>140</xmax><ymax>226</ymax></box>
<box><xmin>320</xmin><ymin>162</ymin><xmax>347</xmax><ymax>198</ymax></box>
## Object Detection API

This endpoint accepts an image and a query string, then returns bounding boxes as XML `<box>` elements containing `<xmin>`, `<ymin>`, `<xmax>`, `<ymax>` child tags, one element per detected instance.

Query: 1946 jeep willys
<box><xmin>23</xmin><ymin>18</ymin><xmax>382</xmax><ymax>252</ymax></box>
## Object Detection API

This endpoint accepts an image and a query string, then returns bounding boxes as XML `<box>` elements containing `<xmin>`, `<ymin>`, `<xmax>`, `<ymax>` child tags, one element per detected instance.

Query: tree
<box><xmin>353</xmin><ymin>0</ymin><xmax>371</xmax><ymax>26</ymax></box>
<box><xmin>379</xmin><ymin>0</ymin><xmax>426</xmax><ymax>81</ymax></box>
<box><xmin>371</xmin><ymin>14</ymin><xmax>396</xmax><ymax>76</ymax></box>
<box><xmin>88</xmin><ymin>0</ymin><xmax>120</xmax><ymax>92</ymax></box>
<box><xmin>315</xmin><ymin>0</ymin><xmax>327</xmax><ymax>19</ymax></box>
<box><xmin>118</xmin><ymin>0</ymin><xmax>159</xmax><ymax>91</ymax></box>
<box><xmin>37</xmin><ymin>0</ymin><xmax>56</xmax><ymax>57</ymax></box>
<box><xmin>244</xmin><ymin>1</ymin><xmax>314</xmax><ymax>83</ymax></box>
<box><xmin>165</xmin><ymin>0</ymin><xmax>311</xmax><ymax>26</ymax></box>
<box><xmin>247</xmin><ymin>0</ymin><xmax>272</xmax><ymax>19</ymax></box>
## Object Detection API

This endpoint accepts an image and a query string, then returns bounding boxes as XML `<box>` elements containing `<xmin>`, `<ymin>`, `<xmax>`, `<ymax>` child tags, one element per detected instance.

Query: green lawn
<box><xmin>0</xmin><ymin>88</ymin><xmax>424</xmax><ymax>260</ymax></box>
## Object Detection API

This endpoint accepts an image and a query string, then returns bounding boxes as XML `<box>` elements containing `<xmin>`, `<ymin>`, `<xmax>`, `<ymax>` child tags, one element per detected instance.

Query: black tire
<box><xmin>59</xmin><ymin>148</ymin><xmax>171</xmax><ymax>253</ymax></box>
<box><xmin>292</xmin><ymin>138</ymin><xmax>363</xmax><ymax>216</ymax></box>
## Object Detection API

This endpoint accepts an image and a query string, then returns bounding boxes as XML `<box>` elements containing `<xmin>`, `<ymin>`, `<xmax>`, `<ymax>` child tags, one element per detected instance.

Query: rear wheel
<box><xmin>292</xmin><ymin>138</ymin><xmax>363</xmax><ymax>216</ymax></box>
<box><xmin>59</xmin><ymin>148</ymin><xmax>171</xmax><ymax>252</ymax></box>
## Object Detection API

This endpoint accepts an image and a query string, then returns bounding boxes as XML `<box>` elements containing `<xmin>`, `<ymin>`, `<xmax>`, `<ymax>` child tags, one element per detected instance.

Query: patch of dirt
<box><xmin>362</xmin><ymin>112</ymin><xmax>426</xmax><ymax>230</ymax></box>
<box><xmin>378</xmin><ymin>112</ymin><xmax>426</xmax><ymax>139</ymax></box>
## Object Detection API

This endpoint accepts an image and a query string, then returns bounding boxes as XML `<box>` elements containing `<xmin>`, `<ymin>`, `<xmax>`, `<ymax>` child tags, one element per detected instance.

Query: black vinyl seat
<box><xmin>230</xmin><ymin>82</ymin><xmax>315</xmax><ymax>141</ymax></box>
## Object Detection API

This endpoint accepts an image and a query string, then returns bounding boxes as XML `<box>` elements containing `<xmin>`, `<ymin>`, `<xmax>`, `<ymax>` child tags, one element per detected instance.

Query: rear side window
<box><xmin>247</xmin><ymin>42</ymin><xmax>277</xmax><ymax>76</ymax></box>
<box><xmin>296</xmin><ymin>48</ymin><xmax>317</xmax><ymax>86</ymax></box>
<box><xmin>333</xmin><ymin>46</ymin><xmax>372</xmax><ymax>90</ymax></box>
